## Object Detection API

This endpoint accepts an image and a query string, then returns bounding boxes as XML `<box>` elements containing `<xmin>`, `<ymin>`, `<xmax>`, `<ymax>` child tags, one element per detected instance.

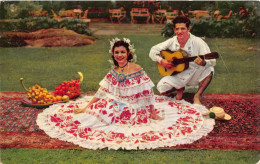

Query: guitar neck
<box><xmin>179</xmin><ymin>56</ymin><xmax>198</xmax><ymax>63</ymax></box>
<box><xmin>173</xmin><ymin>52</ymin><xmax>218</xmax><ymax>65</ymax></box>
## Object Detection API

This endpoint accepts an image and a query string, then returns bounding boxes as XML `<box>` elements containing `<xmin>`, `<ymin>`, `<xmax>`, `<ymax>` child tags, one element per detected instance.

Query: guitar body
<box><xmin>157</xmin><ymin>51</ymin><xmax>189</xmax><ymax>76</ymax></box>
<box><xmin>157</xmin><ymin>50</ymin><xmax>219</xmax><ymax>76</ymax></box>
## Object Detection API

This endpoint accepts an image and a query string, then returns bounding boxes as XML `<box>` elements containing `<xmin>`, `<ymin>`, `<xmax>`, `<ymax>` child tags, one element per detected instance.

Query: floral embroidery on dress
<box><xmin>37</xmin><ymin>69</ymin><xmax>214</xmax><ymax>150</ymax></box>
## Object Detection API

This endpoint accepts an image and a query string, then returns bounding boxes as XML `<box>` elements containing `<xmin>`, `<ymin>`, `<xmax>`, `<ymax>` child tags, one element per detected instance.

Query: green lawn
<box><xmin>1</xmin><ymin>148</ymin><xmax>259</xmax><ymax>164</ymax></box>
<box><xmin>0</xmin><ymin>35</ymin><xmax>259</xmax><ymax>93</ymax></box>
<box><xmin>0</xmin><ymin>35</ymin><xmax>259</xmax><ymax>163</ymax></box>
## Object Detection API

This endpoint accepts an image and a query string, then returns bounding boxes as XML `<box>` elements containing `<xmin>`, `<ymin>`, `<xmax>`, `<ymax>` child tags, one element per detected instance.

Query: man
<box><xmin>149</xmin><ymin>16</ymin><xmax>216</xmax><ymax>104</ymax></box>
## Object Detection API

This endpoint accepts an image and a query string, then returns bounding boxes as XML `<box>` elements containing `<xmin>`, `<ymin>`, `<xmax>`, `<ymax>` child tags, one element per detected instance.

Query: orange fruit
<box><xmin>56</xmin><ymin>96</ymin><xmax>62</xmax><ymax>101</ymax></box>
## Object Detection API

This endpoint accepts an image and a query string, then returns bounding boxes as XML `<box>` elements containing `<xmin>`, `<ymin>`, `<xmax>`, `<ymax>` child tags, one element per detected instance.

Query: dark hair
<box><xmin>172</xmin><ymin>16</ymin><xmax>191</xmax><ymax>28</ymax></box>
<box><xmin>111</xmin><ymin>40</ymin><xmax>133</xmax><ymax>66</ymax></box>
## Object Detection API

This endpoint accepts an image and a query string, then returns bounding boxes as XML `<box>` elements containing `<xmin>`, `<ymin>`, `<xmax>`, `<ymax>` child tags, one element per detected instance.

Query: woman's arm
<box><xmin>74</xmin><ymin>97</ymin><xmax>100</xmax><ymax>114</ymax></box>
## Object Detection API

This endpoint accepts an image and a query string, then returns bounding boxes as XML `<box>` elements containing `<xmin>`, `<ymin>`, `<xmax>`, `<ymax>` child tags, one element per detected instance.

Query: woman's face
<box><xmin>113</xmin><ymin>46</ymin><xmax>129</xmax><ymax>65</ymax></box>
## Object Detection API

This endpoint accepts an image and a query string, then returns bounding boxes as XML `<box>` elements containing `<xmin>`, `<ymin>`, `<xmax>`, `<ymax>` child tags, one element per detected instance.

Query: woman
<box><xmin>74</xmin><ymin>38</ymin><xmax>160</xmax><ymax>120</ymax></box>
<box><xmin>37</xmin><ymin>38</ymin><xmax>214</xmax><ymax>150</ymax></box>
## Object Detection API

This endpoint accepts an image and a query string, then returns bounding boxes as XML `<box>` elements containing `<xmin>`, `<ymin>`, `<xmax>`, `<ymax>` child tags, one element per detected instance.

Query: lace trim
<box><xmin>110</xmin><ymin>67</ymin><xmax>144</xmax><ymax>81</ymax></box>
<box><xmin>99</xmin><ymin>71</ymin><xmax>155</xmax><ymax>94</ymax></box>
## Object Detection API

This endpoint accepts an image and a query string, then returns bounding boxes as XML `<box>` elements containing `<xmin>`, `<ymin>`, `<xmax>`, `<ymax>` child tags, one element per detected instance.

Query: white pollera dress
<box><xmin>37</xmin><ymin>68</ymin><xmax>214</xmax><ymax>150</ymax></box>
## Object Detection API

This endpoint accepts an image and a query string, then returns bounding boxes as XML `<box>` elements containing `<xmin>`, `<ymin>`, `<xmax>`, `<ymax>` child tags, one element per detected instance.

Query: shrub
<box><xmin>0</xmin><ymin>36</ymin><xmax>27</xmax><ymax>47</ymax></box>
<box><xmin>0</xmin><ymin>17</ymin><xmax>92</xmax><ymax>36</ymax></box>
<box><xmin>19</xmin><ymin>17</ymin><xmax>57</xmax><ymax>31</ymax></box>
<box><xmin>161</xmin><ymin>15</ymin><xmax>260</xmax><ymax>38</ymax></box>
<box><xmin>4</xmin><ymin>2</ymin><xmax>43</xmax><ymax>19</ymax></box>
<box><xmin>161</xmin><ymin>21</ymin><xmax>174</xmax><ymax>37</ymax></box>
<box><xmin>59</xmin><ymin>19</ymin><xmax>93</xmax><ymax>36</ymax></box>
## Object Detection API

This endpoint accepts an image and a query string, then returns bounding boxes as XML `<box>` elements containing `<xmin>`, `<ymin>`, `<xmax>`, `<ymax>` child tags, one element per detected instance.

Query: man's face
<box><xmin>174</xmin><ymin>23</ymin><xmax>190</xmax><ymax>40</ymax></box>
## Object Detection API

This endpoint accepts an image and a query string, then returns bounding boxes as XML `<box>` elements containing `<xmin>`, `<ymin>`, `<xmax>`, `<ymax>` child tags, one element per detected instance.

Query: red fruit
<box><xmin>55</xmin><ymin>78</ymin><xmax>81</xmax><ymax>97</ymax></box>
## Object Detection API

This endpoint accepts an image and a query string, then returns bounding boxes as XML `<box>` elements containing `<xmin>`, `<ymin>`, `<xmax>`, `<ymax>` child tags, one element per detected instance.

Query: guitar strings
<box><xmin>214</xmin><ymin>43</ymin><xmax>230</xmax><ymax>73</ymax></box>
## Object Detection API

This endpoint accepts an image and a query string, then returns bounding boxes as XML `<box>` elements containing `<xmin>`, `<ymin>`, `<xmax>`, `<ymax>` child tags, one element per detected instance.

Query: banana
<box><xmin>77</xmin><ymin>72</ymin><xmax>83</xmax><ymax>84</ymax></box>
<box><xmin>20</xmin><ymin>78</ymin><xmax>28</xmax><ymax>91</ymax></box>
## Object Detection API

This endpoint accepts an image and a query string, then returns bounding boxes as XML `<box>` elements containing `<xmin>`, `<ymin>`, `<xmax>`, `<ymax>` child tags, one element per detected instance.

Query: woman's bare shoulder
<box><xmin>129</xmin><ymin>63</ymin><xmax>142</xmax><ymax>73</ymax></box>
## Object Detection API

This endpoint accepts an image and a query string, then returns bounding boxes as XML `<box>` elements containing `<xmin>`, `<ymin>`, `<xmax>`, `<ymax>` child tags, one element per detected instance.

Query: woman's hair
<box><xmin>111</xmin><ymin>40</ymin><xmax>133</xmax><ymax>66</ymax></box>
<box><xmin>172</xmin><ymin>16</ymin><xmax>191</xmax><ymax>28</ymax></box>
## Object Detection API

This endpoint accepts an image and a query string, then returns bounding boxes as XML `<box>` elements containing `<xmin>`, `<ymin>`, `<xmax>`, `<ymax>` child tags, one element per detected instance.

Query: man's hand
<box><xmin>194</xmin><ymin>56</ymin><xmax>206</xmax><ymax>66</ymax></box>
<box><xmin>161</xmin><ymin>59</ymin><xmax>174</xmax><ymax>69</ymax></box>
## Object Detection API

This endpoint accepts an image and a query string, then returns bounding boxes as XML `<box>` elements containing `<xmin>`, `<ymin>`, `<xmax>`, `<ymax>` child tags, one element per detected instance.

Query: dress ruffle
<box><xmin>96</xmin><ymin>69</ymin><xmax>155</xmax><ymax>109</ymax></box>
<box><xmin>37</xmin><ymin>95</ymin><xmax>215</xmax><ymax>150</ymax></box>
<box><xmin>37</xmin><ymin>68</ymin><xmax>215</xmax><ymax>150</ymax></box>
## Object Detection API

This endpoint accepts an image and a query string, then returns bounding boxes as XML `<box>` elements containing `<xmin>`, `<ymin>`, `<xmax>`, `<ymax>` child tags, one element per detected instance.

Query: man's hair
<box><xmin>172</xmin><ymin>16</ymin><xmax>191</xmax><ymax>28</ymax></box>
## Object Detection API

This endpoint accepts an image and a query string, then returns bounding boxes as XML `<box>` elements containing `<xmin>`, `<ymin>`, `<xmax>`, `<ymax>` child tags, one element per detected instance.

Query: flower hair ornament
<box><xmin>108</xmin><ymin>37</ymin><xmax>137</xmax><ymax>65</ymax></box>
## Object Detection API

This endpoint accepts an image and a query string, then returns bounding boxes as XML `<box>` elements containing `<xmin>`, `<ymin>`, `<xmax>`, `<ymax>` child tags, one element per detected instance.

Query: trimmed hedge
<box><xmin>161</xmin><ymin>15</ymin><xmax>259</xmax><ymax>38</ymax></box>
<box><xmin>0</xmin><ymin>17</ymin><xmax>92</xmax><ymax>36</ymax></box>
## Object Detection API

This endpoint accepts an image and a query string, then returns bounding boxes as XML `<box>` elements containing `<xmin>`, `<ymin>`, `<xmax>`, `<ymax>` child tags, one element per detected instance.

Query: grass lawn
<box><xmin>0</xmin><ymin>35</ymin><xmax>259</xmax><ymax>93</ymax></box>
<box><xmin>1</xmin><ymin>148</ymin><xmax>259</xmax><ymax>164</ymax></box>
<box><xmin>0</xmin><ymin>35</ymin><xmax>259</xmax><ymax>163</ymax></box>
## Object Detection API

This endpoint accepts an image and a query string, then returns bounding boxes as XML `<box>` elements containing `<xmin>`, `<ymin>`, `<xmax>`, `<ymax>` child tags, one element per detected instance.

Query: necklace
<box><xmin>118</xmin><ymin>62</ymin><xmax>129</xmax><ymax>82</ymax></box>
<box><xmin>119</xmin><ymin>62</ymin><xmax>128</xmax><ymax>73</ymax></box>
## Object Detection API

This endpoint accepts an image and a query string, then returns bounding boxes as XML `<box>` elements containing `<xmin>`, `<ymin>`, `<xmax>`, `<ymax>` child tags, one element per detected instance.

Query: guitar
<box><xmin>157</xmin><ymin>50</ymin><xmax>219</xmax><ymax>76</ymax></box>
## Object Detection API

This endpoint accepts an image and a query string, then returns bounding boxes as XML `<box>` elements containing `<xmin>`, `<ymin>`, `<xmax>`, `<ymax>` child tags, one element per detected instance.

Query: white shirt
<box><xmin>149</xmin><ymin>33</ymin><xmax>216</xmax><ymax>91</ymax></box>
<box><xmin>149</xmin><ymin>33</ymin><xmax>216</xmax><ymax>68</ymax></box>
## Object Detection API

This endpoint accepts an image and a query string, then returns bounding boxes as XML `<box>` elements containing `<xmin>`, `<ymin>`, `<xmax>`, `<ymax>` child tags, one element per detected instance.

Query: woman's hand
<box><xmin>74</xmin><ymin>105</ymin><xmax>89</xmax><ymax>114</ymax></box>
<box><xmin>74</xmin><ymin>97</ymin><xmax>100</xmax><ymax>114</ymax></box>
<box><xmin>149</xmin><ymin>105</ymin><xmax>163</xmax><ymax>120</ymax></box>
<box><xmin>150</xmin><ymin>112</ymin><xmax>163</xmax><ymax>120</ymax></box>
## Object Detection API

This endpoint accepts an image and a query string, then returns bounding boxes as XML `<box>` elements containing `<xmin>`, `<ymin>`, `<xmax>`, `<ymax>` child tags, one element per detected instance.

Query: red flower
<box><xmin>102</xmin><ymin>110</ymin><xmax>107</xmax><ymax>115</ymax></box>
<box><xmin>141</xmin><ymin>133</ymin><xmax>159</xmax><ymax>141</ymax></box>
<box><xmin>135</xmin><ymin>109</ymin><xmax>148</xmax><ymax>124</ymax></box>
<box><xmin>112</xmin><ymin>77</ymin><xmax>118</xmax><ymax>85</ymax></box>
<box><xmin>136</xmin><ymin>77</ymin><xmax>141</xmax><ymax>84</ymax></box>
<box><xmin>106</xmin><ymin>74</ymin><xmax>112</xmax><ymax>79</ymax></box>
<box><xmin>120</xmin><ymin>110</ymin><xmax>131</xmax><ymax>120</ymax></box>
<box><xmin>94</xmin><ymin>100</ymin><xmax>107</xmax><ymax>109</ymax></box>
<box><xmin>125</xmin><ymin>79</ymin><xmax>131</xmax><ymax>86</ymax></box>
<box><xmin>134</xmin><ymin>93</ymin><xmax>141</xmax><ymax>99</ymax></box>
<box><xmin>50</xmin><ymin>114</ymin><xmax>63</xmax><ymax>123</ymax></box>
<box><xmin>180</xmin><ymin>127</ymin><xmax>192</xmax><ymax>135</ymax></box>
<box><xmin>67</xmin><ymin>105</ymin><xmax>74</xmax><ymax>108</ymax></box>
<box><xmin>185</xmin><ymin>109</ymin><xmax>197</xmax><ymax>114</ymax></box>
<box><xmin>142</xmin><ymin>90</ymin><xmax>149</xmax><ymax>96</ymax></box>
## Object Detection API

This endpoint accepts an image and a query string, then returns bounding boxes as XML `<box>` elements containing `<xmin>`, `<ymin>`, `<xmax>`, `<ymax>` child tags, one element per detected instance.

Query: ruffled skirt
<box><xmin>37</xmin><ymin>95</ymin><xmax>215</xmax><ymax>150</ymax></box>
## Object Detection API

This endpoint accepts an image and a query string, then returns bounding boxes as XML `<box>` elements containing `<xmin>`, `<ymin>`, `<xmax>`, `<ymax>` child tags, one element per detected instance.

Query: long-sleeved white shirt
<box><xmin>149</xmin><ymin>33</ymin><xmax>216</xmax><ymax>68</ymax></box>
